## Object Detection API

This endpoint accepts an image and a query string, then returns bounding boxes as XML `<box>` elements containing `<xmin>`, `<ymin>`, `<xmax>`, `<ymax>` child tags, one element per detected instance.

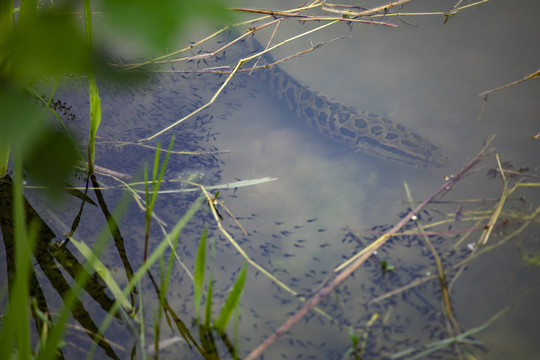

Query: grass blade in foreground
<box><xmin>0</xmin><ymin>141</ymin><xmax>10</xmax><ymax>176</ymax></box>
<box><xmin>69</xmin><ymin>237</ymin><xmax>132</xmax><ymax>312</ymax></box>
<box><xmin>215</xmin><ymin>262</ymin><xmax>247</xmax><ymax>334</ymax></box>
<box><xmin>86</xmin><ymin>195</ymin><xmax>205</xmax><ymax>360</ymax></box>
<box><xmin>204</xmin><ymin>238</ymin><xmax>216</xmax><ymax>329</ymax></box>
<box><xmin>83</xmin><ymin>0</ymin><xmax>101</xmax><ymax>174</ymax></box>
<box><xmin>144</xmin><ymin>137</ymin><xmax>174</xmax><ymax>260</ymax></box>
<box><xmin>0</xmin><ymin>156</ymin><xmax>34</xmax><ymax>360</ymax></box>
<box><xmin>194</xmin><ymin>226</ymin><xmax>207</xmax><ymax>321</ymax></box>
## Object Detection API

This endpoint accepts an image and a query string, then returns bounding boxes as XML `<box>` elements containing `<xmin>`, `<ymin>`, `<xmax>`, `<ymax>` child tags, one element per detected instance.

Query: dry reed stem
<box><xmin>139</xmin><ymin>20</ymin><xmax>348</xmax><ymax>142</ymax></box>
<box><xmin>344</xmin><ymin>186</ymin><xmax>539</xmax><ymax>304</ymax></box>
<box><xmin>131</xmin><ymin>0</ymin><xmax>416</xmax><ymax>141</ymax></box>
<box><xmin>479</xmin><ymin>154</ymin><xmax>510</xmax><ymax>245</ymax></box>
<box><xmin>121</xmin><ymin>17</ymin><xmax>280</xmax><ymax>69</ymax></box>
<box><xmin>244</xmin><ymin>136</ymin><xmax>495</xmax><ymax>360</ymax></box>
<box><xmin>128</xmin><ymin>0</ymin><xmax>489</xmax><ymax>142</ymax></box>
<box><xmin>323</xmin><ymin>0</ymin><xmax>411</xmax><ymax>17</ymax></box>
<box><xmin>92</xmin><ymin>164</ymin><xmax>132</xmax><ymax>180</ymax></box>
<box><xmin>335</xmin><ymin>134</ymin><xmax>491</xmax><ymax>272</ymax></box>
<box><xmin>234</xmin><ymin>1</ymin><xmax>321</xmax><ymax>19</ymax></box>
<box><xmin>123</xmin><ymin>2</ymin><xmax>321</xmax><ymax>69</ymax></box>
<box><xmin>144</xmin><ymin>36</ymin><xmax>348</xmax><ymax>77</ymax></box>
<box><xmin>404</xmin><ymin>182</ymin><xmax>461</xmax><ymax>335</ymax></box>
<box><xmin>479</xmin><ymin>68</ymin><xmax>540</xmax><ymax>97</ymax></box>
<box><xmin>211</xmin><ymin>195</ymin><xmax>249</xmax><ymax>237</ymax></box>
<box><xmin>198</xmin><ymin>184</ymin><xmax>334</xmax><ymax>321</ymax></box>
<box><xmin>117</xmin><ymin>0</ymin><xmax>491</xmax><ymax>143</ymax></box>
<box><xmin>365</xmin><ymin>0</ymin><xmax>489</xmax><ymax>17</ymax></box>
<box><xmin>369</xmin><ymin>274</ymin><xmax>437</xmax><ymax>304</ymax></box>
<box><xmin>349</xmin><ymin>215</ymin><xmax>529</xmax><ymax>238</ymax></box>
<box><xmin>99</xmin><ymin>140</ymin><xmax>231</xmax><ymax>156</ymax></box>
<box><xmin>497</xmin><ymin>169</ymin><xmax>540</xmax><ymax>180</ymax></box>
<box><xmin>370</xmin><ymin>172</ymin><xmax>539</xmax><ymax>313</ymax></box>
<box><xmin>235</xmin><ymin>6</ymin><xmax>397</xmax><ymax>27</ymax></box>
<box><xmin>452</xmin><ymin>191</ymin><xmax>540</xmax><ymax>271</ymax></box>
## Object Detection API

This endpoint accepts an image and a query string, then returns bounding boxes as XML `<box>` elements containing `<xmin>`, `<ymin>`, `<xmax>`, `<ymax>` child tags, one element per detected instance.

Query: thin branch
<box><xmin>479</xmin><ymin>68</ymin><xmax>540</xmax><ymax>97</ymax></box>
<box><xmin>138</xmin><ymin>21</ymin><xmax>340</xmax><ymax>142</ymax></box>
<box><xmin>244</xmin><ymin>135</ymin><xmax>496</xmax><ymax>360</ymax></box>
<box><xmin>323</xmin><ymin>0</ymin><xmax>412</xmax><ymax>16</ymax></box>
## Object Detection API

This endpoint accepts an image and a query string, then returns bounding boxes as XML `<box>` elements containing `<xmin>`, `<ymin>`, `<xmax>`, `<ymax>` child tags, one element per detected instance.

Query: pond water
<box><xmin>2</xmin><ymin>1</ymin><xmax>539</xmax><ymax>359</ymax></box>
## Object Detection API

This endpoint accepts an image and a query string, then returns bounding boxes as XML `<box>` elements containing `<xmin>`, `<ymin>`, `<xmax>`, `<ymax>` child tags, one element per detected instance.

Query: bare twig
<box><xmin>479</xmin><ymin>68</ymin><xmax>540</xmax><ymax>97</ymax></box>
<box><xmin>197</xmin><ymin>184</ymin><xmax>334</xmax><ymax>321</ymax></box>
<box><xmin>323</xmin><ymin>0</ymin><xmax>412</xmax><ymax>17</ymax></box>
<box><xmin>92</xmin><ymin>164</ymin><xmax>132</xmax><ymax>180</ymax></box>
<box><xmin>138</xmin><ymin>21</ymin><xmax>340</xmax><ymax>142</ymax></box>
<box><xmin>336</xmin><ymin>137</ymin><xmax>494</xmax><ymax>273</ymax></box>
<box><xmin>244</xmin><ymin>136</ymin><xmax>495</xmax><ymax>360</ymax></box>
<box><xmin>404</xmin><ymin>182</ymin><xmax>461</xmax><ymax>334</ymax></box>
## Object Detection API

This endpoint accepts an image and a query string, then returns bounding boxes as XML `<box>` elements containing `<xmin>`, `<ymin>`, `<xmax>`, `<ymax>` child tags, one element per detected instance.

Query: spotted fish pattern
<box><xmin>251</xmin><ymin>42</ymin><xmax>448</xmax><ymax>169</ymax></box>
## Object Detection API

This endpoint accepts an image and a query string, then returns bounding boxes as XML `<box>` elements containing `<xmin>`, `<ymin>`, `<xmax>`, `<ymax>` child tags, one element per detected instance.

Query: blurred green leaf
<box><xmin>8</xmin><ymin>12</ymin><xmax>91</xmax><ymax>79</ymax></box>
<box><xmin>70</xmin><ymin>236</ymin><xmax>132</xmax><ymax>312</ymax></box>
<box><xmin>194</xmin><ymin>226</ymin><xmax>207</xmax><ymax>321</ymax></box>
<box><xmin>215</xmin><ymin>262</ymin><xmax>247</xmax><ymax>333</ymax></box>
<box><xmin>204</xmin><ymin>238</ymin><xmax>216</xmax><ymax>328</ymax></box>
<box><xmin>349</xmin><ymin>328</ymin><xmax>359</xmax><ymax>349</ymax></box>
<box><xmin>0</xmin><ymin>141</ymin><xmax>10</xmax><ymax>176</ymax></box>
<box><xmin>87</xmin><ymin>76</ymin><xmax>101</xmax><ymax>172</ymax></box>
<box><xmin>23</xmin><ymin>129</ymin><xmax>79</xmax><ymax>199</ymax></box>
<box><xmin>101</xmin><ymin>0</ymin><xmax>231</xmax><ymax>51</ymax></box>
<box><xmin>0</xmin><ymin>86</ymin><xmax>43</xmax><ymax>151</ymax></box>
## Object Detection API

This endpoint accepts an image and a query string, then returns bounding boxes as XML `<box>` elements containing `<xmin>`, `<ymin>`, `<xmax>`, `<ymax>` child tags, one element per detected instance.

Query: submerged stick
<box><xmin>244</xmin><ymin>135</ymin><xmax>495</xmax><ymax>360</ymax></box>
<box><xmin>405</xmin><ymin>182</ymin><xmax>461</xmax><ymax>336</ymax></box>
<box><xmin>479</xmin><ymin>68</ymin><xmax>540</xmax><ymax>97</ymax></box>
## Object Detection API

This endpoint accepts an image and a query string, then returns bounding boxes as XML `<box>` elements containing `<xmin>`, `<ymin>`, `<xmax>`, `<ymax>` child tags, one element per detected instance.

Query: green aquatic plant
<box><xmin>0</xmin><ymin>142</ymin><xmax>9</xmax><ymax>177</ymax></box>
<box><xmin>193</xmin><ymin>225</ymin><xmax>248</xmax><ymax>334</ymax></box>
<box><xmin>143</xmin><ymin>137</ymin><xmax>174</xmax><ymax>260</ymax></box>
<box><xmin>380</xmin><ymin>260</ymin><xmax>396</xmax><ymax>275</ymax></box>
<box><xmin>0</xmin><ymin>156</ymin><xmax>35</xmax><ymax>360</ymax></box>
<box><xmin>204</xmin><ymin>238</ymin><xmax>215</xmax><ymax>329</ymax></box>
<box><xmin>215</xmin><ymin>262</ymin><xmax>247</xmax><ymax>334</ymax></box>
<box><xmin>194</xmin><ymin>225</ymin><xmax>208</xmax><ymax>321</ymax></box>
<box><xmin>0</xmin><ymin>0</ymin><xmax>230</xmax><ymax>358</ymax></box>
<box><xmin>85</xmin><ymin>195</ymin><xmax>206</xmax><ymax>359</ymax></box>
<box><xmin>84</xmin><ymin>0</ymin><xmax>100</xmax><ymax>174</ymax></box>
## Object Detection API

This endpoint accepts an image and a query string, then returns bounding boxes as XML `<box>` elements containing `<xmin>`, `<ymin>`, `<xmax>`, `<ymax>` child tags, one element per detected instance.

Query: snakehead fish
<box><xmin>246</xmin><ymin>36</ymin><xmax>448</xmax><ymax>169</ymax></box>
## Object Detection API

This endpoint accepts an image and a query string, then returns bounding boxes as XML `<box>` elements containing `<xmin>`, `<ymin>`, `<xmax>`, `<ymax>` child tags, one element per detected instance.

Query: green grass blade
<box><xmin>156</xmin><ymin>139</ymin><xmax>177</xmax><ymax>287</ymax></box>
<box><xmin>41</xmin><ymin>190</ymin><xmax>131</xmax><ymax>360</ymax></box>
<box><xmin>148</xmin><ymin>137</ymin><xmax>174</xmax><ymax>211</ymax></box>
<box><xmin>194</xmin><ymin>226</ymin><xmax>207</xmax><ymax>321</ymax></box>
<box><xmin>0</xmin><ymin>155</ymin><xmax>34</xmax><ymax>360</ymax></box>
<box><xmin>215</xmin><ymin>262</ymin><xmax>247</xmax><ymax>334</ymax></box>
<box><xmin>136</xmin><ymin>279</ymin><xmax>147</xmax><ymax>360</ymax></box>
<box><xmin>151</xmin><ymin>142</ymin><xmax>161</xmax><ymax>185</ymax></box>
<box><xmin>83</xmin><ymin>0</ymin><xmax>101</xmax><ymax>174</ymax></box>
<box><xmin>0</xmin><ymin>141</ymin><xmax>10</xmax><ymax>176</ymax></box>
<box><xmin>87</xmin><ymin>195</ymin><xmax>205</xmax><ymax>360</ymax></box>
<box><xmin>204</xmin><ymin>238</ymin><xmax>216</xmax><ymax>328</ymax></box>
<box><xmin>69</xmin><ymin>237</ymin><xmax>132</xmax><ymax>312</ymax></box>
<box><xmin>87</xmin><ymin>75</ymin><xmax>101</xmax><ymax>173</ymax></box>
